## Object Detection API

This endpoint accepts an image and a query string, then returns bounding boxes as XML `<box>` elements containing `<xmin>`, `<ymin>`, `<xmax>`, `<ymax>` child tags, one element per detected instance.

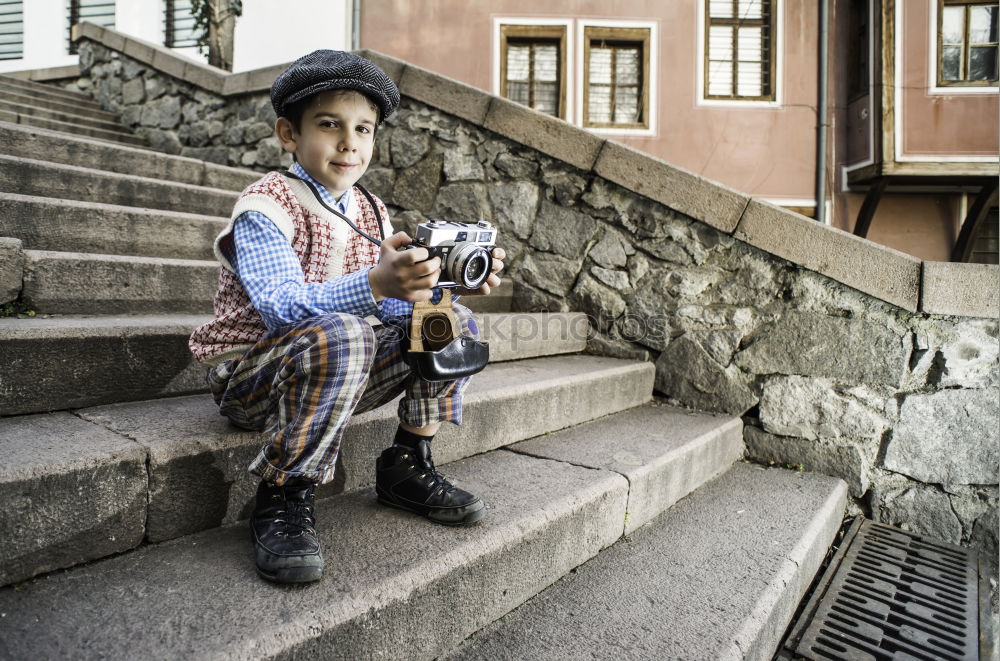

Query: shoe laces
<box><xmin>269</xmin><ymin>489</ymin><xmax>316</xmax><ymax>538</ymax></box>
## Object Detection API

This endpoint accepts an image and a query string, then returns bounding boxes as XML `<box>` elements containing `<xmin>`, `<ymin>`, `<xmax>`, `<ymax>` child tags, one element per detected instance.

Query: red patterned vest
<box><xmin>188</xmin><ymin>171</ymin><xmax>391</xmax><ymax>365</ymax></box>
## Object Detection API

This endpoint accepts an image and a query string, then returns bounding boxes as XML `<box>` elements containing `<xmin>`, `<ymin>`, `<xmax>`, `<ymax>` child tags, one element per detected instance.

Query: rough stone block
<box><xmin>735</xmin><ymin>200</ymin><xmax>921</xmax><ymax>311</ymax></box>
<box><xmin>654</xmin><ymin>335</ymin><xmax>757</xmax><ymax>415</ymax></box>
<box><xmin>400</xmin><ymin>64</ymin><xmax>491</xmax><ymax>126</ymax></box>
<box><xmin>529</xmin><ymin>199</ymin><xmax>598</xmax><ymax>259</ymax></box>
<box><xmin>0</xmin><ymin>237</ymin><xmax>23</xmax><ymax>303</ymax></box>
<box><xmin>758</xmin><ymin>375</ymin><xmax>893</xmax><ymax>443</ymax></box>
<box><xmin>736</xmin><ymin>310</ymin><xmax>911</xmax><ymax>387</ymax></box>
<box><xmin>921</xmin><ymin>261</ymin><xmax>1000</xmax><ymax>319</ymax></box>
<box><xmin>744</xmin><ymin>425</ymin><xmax>868</xmax><ymax>497</ymax></box>
<box><xmin>873</xmin><ymin>484</ymin><xmax>963</xmax><ymax>545</ymax></box>
<box><xmin>0</xmin><ymin>412</ymin><xmax>147</xmax><ymax>585</ymax></box>
<box><xmin>484</xmin><ymin>97</ymin><xmax>604</xmax><ymax>172</ymax></box>
<box><xmin>594</xmin><ymin>141</ymin><xmax>749</xmax><ymax>233</ymax></box>
<box><xmin>882</xmin><ymin>388</ymin><xmax>999</xmax><ymax>485</ymax></box>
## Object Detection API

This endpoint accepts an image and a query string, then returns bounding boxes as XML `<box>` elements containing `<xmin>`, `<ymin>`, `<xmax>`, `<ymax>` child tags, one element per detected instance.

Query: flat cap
<box><xmin>270</xmin><ymin>49</ymin><xmax>400</xmax><ymax>121</ymax></box>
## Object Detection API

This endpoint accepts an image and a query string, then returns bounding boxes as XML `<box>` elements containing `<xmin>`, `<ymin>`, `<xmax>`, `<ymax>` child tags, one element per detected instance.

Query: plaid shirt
<box><xmin>229</xmin><ymin>162</ymin><xmax>416</xmax><ymax>331</ymax></box>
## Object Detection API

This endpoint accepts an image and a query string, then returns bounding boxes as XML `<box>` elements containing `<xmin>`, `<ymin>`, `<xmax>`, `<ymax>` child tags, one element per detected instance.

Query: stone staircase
<box><xmin>0</xmin><ymin>77</ymin><xmax>848</xmax><ymax>660</ymax></box>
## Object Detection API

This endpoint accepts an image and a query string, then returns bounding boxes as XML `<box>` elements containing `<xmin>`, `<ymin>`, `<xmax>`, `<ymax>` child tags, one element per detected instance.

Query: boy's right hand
<box><xmin>369</xmin><ymin>232</ymin><xmax>441</xmax><ymax>302</ymax></box>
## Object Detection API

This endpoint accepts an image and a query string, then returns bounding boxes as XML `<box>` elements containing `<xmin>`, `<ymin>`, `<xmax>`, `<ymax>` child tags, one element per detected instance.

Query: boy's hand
<box><xmin>454</xmin><ymin>247</ymin><xmax>506</xmax><ymax>297</ymax></box>
<box><xmin>369</xmin><ymin>232</ymin><xmax>441</xmax><ymax>302</ymax></box>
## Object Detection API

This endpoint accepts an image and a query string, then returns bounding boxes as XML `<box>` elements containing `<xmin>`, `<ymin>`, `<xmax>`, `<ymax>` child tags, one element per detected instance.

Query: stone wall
<box><xmin>68</xmin><ymin>34</ymin><xmax>999</xmax><ymax>565</ymax></box>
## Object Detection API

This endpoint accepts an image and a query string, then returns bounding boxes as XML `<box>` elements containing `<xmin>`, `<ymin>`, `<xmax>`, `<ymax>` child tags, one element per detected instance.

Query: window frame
<box><xmin>498</xmin><ymin>23</ymin><xmax>568</xmax><ymax>120</ymax></box>
<box><xmin>68</xmin><ymin>0</ymin><xmax>115</xmax><ymax>55</ymax></box>
<box><xmin>0</xmin><ymin>0</ymin><xmax>23</xmax><ymax>61</ymax></box>
<box><xmin>936</xmin><ymin>0</ymin><xmax>999</xmax><ymax>87</ymax></box>
<box><xmin>581</xmin><ymin>25</ymin><xmax>651</xmax><ymax>130</ymax></box>
<box><xmin>703</xmin><ymin>0</ymin><xmax>777</xmax><ymax>102</ymax></box>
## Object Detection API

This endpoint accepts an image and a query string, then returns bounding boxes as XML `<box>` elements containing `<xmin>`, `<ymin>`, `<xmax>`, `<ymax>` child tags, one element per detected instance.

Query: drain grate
<box><xmin>786</xmin><ymin>518</ymin><xmax>993</xmax><ymax>661</ymax></box>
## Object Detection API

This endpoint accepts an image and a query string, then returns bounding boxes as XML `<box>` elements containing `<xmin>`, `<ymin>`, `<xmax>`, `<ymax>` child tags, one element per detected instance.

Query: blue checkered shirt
<box><xmin>228</xmin><ymin>162</ymin><xmax>418</xmax><ymax>331</ymax></box>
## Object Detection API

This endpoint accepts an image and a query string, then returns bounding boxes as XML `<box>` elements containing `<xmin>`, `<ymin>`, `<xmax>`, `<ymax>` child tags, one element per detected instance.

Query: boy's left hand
<box><xmin>453</xmin><ymin>247</ymin><xmax>505</xmax><ymax>296</ymax></box>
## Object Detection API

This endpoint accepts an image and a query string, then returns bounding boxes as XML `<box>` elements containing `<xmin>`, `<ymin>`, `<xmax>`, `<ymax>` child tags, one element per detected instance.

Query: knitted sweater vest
<box><xmin>188</xmin><ymin>171</ymin><xmax>390</xmax><ymax>365</ymax></box>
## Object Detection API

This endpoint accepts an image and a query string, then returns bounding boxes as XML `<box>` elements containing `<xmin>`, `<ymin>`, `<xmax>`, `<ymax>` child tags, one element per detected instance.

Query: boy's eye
<box><xmin>319</xmin><ymin>120</ymin><xmax>338</xmax><ymax>128</ymax></box>
<box><xmin>356</xmin><ymin>125</ymin><xmax>371</xmax><ymax>134</ymax></box>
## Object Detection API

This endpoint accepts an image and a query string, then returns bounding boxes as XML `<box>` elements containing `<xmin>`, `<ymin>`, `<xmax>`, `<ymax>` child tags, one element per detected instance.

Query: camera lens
<box><xmin>446</xmin><ymin>243</ymin><xmax>493</xmax><ymax>290</ymax></box>
<box><xmin>463</xmin><ymin>254</ymin><xmax>488</xmax><ymax>285</ymax></box>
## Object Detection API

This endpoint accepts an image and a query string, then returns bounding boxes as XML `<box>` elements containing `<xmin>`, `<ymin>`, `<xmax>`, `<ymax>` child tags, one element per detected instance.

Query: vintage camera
<box><xmin>410</xmin><ymin>220</ymin><xmax>497</xmax><ymax>290</ymax></box>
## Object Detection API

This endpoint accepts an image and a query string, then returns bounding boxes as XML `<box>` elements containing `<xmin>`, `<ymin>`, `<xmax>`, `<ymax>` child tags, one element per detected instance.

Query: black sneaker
<box><xmin>250</xmin><ymin>479</ymin><xmax>324</xmax><ymax>583</ymax></box>
<box><xmin>375</xmin><ymin>440</ymin><xmax>486</xmax><ymax>525</ymax></box>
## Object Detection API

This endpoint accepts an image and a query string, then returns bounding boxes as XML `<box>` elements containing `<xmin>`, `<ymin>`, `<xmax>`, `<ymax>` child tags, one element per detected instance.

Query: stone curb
<box><xmin>0</xmin><ymin>153</ymin><xmax>239</xmax><ymax>216</ymax></box>
<box><xmin>0</xmin><ymin>311</ymin><xmax>587</xmax><ymax>416</ymax></box>
<box><xmin>0</xmin><ymin>354</ymin><xmax>650</xmax><ymax>584</ymax></box>
<box><xmin>509</xmin><ymin>402</ymin><xmax>744</xmax><ymax>534</ymax></box>
<box><xmin>0</xmin><ymin>192</ymin><xmax>226</xmax><ymax>261</ymax></box>
<box><xmin>0</xmin><ymin>112</ymin><xmax>145</xmax><ymax>146</ymax></box>
<box><xmin>1</xmin><ymin>64</ymin><xmax>82</xmax><ymax>83</ymax></box>
<box><xmin>446</xmin><ymin>464</ymin><xmax>848</xmax><ymax>661</ymax></box>
<box><xmin>0</xmin><ymin>83</ymin><xmax>112</xmax><ymax>118</ymax></box>
<box><xmin>67</xmin><ymin>24</ymin><xmax>999</xmax><ymax>319</ymax></box>
<box><xmin>734</xmin><ymin>199</ymin><xmax>922</xmax><ymax>312</ymax></box>
<box><xmin>21</xmin><ymin>249</ymin><xmax>219</xmax><ymax>315</ymax></box>
<box><xmin>0</xmin><ymin>449</ymin><xmax>630</xmax><ymax>659</ymax></box>
<box><xmin>73</xmin><ymin>355</ymin><xmax>652</xmax><ymax>544</ymax></box>
<box><xmin>0</xmin><ymin>98</ymin><xmax>132</xmax><ymax>132</ymax></box>
<box><xmin>921</xmin><ymin>261</ymin><xmax>1000</xmax><ymax>318</ymax></box>
<box><xmin>0</xmin><ymin>121</ymin><xmax>260</xmax><ymax>190</ymax></box>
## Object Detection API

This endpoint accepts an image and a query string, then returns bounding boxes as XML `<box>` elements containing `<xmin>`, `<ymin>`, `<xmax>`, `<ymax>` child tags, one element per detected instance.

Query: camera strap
<box><xmin>283</xmin><ymin>170</ymin><xmax>385</xmax><ymax>247</ymax></box>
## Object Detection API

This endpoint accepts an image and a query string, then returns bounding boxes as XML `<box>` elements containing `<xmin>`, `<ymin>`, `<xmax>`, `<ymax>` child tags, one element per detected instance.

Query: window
<box><xmin>165</xmin><ymin>0</ymin><xmax>203</xmax><ymax>49</ymax></box>
<box><xmin>705</xmin><ymin>0</ymin><xmax>776</xmax><ymax>100</ymax></box>
<box><xmin>68</xmin><ymin>0</ymin><xmax>115</xmax><ymax>55</ymax></box>
<box><xmin>846</xmin><ymin>0</ymin><xmax>870</xmax><ymax>100</ymax></box>
<box><xmin>969</xmin><ymin>207</ymin><xmax>999</xmax><ymax>263</ymax></box>
<box><xmin>939</xmin><ymin>1</ymin><xmax>999</xmax><ymax>85</ymax></box>
<box><xmin>0</xmin><ymin>1</ymin><xmax>22</xmax><ymax>61</ymax></box>
<box><xmin>499</xmin><ymin>24</ymin><xmax>567</xmax><ymax>118</ymax></box>
<box><xmin>583</xmin><ymin>26</ymin><xmax>650</xmax><ymax>129</ymax></box>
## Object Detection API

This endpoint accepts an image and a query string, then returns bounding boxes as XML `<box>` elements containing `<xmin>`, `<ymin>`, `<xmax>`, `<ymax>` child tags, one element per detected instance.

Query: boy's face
<box><xmin>275</xmin><ymin>89</ymin><xmax>378</xmax><ymax>198</ymax></box>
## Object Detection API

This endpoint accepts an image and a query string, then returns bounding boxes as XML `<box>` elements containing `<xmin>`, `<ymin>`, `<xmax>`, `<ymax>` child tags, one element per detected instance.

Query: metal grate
<box><xmin>786</xmin><ymin>518</ymin><xmax>993</xmax><ymax>661</ymax></box>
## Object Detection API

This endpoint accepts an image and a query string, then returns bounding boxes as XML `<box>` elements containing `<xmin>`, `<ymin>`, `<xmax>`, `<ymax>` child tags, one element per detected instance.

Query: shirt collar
<box><xmin>290</xmin><ymin>161</ymin><xmax>352</xmax><ymax>215</ymax></box>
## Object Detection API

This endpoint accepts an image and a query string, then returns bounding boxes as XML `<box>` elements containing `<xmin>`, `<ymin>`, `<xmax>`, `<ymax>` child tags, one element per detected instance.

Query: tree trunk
<box><xmin>206</xmin><ymin>1</ymin><xmax>236</xmax><ymax>71</ymax></box>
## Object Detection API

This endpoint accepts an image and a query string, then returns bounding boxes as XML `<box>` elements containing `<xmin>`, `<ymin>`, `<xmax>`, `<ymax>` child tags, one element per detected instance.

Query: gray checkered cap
<box><xmin>270</xmin><ymin>49</ymin><xmax>400</xmax><ymax>121</ymax></box>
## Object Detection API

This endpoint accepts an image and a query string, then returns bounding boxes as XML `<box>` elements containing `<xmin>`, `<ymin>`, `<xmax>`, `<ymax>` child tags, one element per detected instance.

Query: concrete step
<box><xmin>17</xmin><ymin>247</ymin><xmax>515</xmax><ymax>315</ymax></box>
<box><xmin>0</xmin><ymin>310</ymin><xmax>584</xmax><ymax>416</ymax></box>
<box><xmin>0</xmin><ymin>354</ymin><xmax>651</xmax><ymax>585</ymax></box>
<box><xmin>447</xmin><ymin>463</ymin><xmax>848</xmax><ymax>661</ymax></box>
<box><xmin>0</xmin><ymin>109</ymin><xmax>147</xmax><ymax>146</ymax></box>
<box><xmin>0</xmin><ymin>75</ymin><xmax>105</xmax><ymax>108</ymax></box>
<box><xmin>0</xmin><ymin>98</ymin><xmax>132</xmax><ymax>133</ymax></box>
<box><xmin>0</xmin><ymin>193</ymin><xmax>225</xmax><ymax>260</ymax></box>
<box><xmin>21</xmin><ymin>249</ymin><xmax>219</xmax><ymax>314</ymax></box>
<box><xmin>0</xmin><ymin>121</ymin><xmax>260</xmax><ymax>190</ymax></box>
<box><xmin>0</xmin><ymin>400</ymin><xmax>741</xmax><ymax>659</ymax></box>
<box><xmin>0</xmin><ymin>87</ymin><xmax>120</xmax><ymax>122</ymax></box>
<box><xmin>0</xmin><ymin>153</ymin><xmax>239</xmax><ymax>216</ymax></box>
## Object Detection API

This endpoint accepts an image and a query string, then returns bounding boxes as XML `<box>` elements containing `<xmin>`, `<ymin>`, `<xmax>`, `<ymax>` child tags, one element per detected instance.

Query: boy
<box><xmin>188</xmin><ymin>50</ymin><xmax>505</xmax><ymax>584</ymax></box>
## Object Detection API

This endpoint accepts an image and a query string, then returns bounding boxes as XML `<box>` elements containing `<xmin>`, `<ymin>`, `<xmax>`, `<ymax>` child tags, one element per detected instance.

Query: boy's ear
<box><xmin>275</xmin><ymin>117</ymin><xmax>298</xmax><ymax>154</ymax></box>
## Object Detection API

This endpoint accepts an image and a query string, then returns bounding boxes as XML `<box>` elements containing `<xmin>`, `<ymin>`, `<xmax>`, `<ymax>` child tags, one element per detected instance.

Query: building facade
<box><xmin>361</xmin><ymin>0</ymin><xmax>999</xmax><ymax>263</ymax></box>
<box><xmin>1</xmin><ymin>0</ymin><xmax>996</xmax><ymax>261</ymax></box>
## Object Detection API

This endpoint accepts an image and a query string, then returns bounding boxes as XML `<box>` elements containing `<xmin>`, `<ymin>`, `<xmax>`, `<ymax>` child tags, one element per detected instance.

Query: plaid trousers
<box><xmin>207</xmin><ymin>304</ymin><xmax>478</xmax><ymax>486</ymax></box>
